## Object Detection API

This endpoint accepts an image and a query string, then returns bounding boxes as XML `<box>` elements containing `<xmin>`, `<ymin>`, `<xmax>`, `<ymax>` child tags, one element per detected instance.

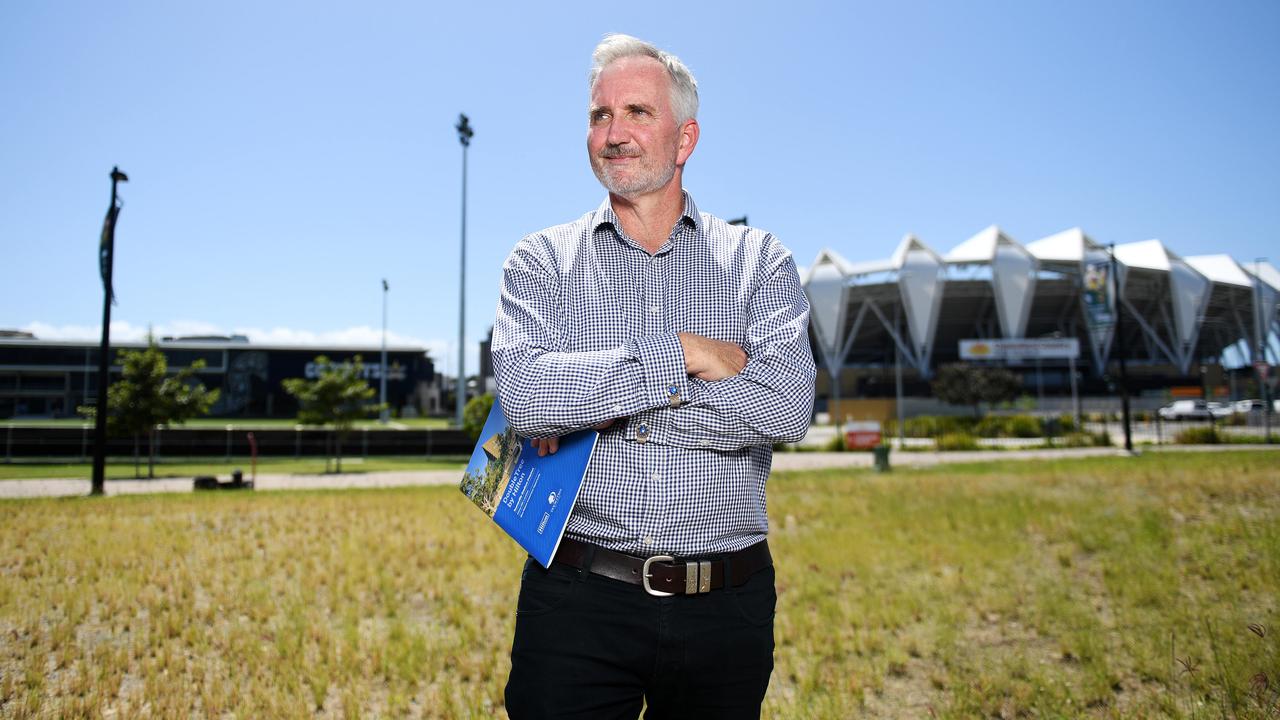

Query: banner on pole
<box><xmin>99</xmin><ymin>201</ymin><xmax>121</xmax><ymax>305</ymax></box>
<box><xmin>1082</xmin><ymin>260</ymin><xmax>1113</xmax><ymax>329</ymax></box>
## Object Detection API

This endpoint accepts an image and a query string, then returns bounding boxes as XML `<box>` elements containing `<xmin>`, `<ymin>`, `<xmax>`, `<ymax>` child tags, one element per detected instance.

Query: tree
<box><xmin>931</xmin><ymin>363</ymin><xmax>1022</xmax><ymax>418</ymax></box>
<box><xmin>87</xmin><ymin>338</ymin><xmax>219</xmax><ymax>478</ymax></box>
<box><xmin>281</xmin><ymin>355</ymin><xmax>383</xmax><ymax>473</ymax></box>
<box><xmin>463</xmin><ymin>393</ymin><xmax>495</xmax><ymax>442</ymax></box>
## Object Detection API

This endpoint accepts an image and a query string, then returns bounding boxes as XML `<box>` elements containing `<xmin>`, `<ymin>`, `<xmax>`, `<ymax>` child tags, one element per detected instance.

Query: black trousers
<box><xmin>505</xmin><ymin>554</ymin><xmax>776</xmax><ymax>720</ymax></box>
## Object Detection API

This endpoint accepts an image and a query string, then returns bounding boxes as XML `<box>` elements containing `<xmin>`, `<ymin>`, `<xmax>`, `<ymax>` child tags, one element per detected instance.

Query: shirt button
<box><xmin>649</xmin><ymin>305</ymin><xmax>661</xmax><ymax>313</ymax></box>
<box><xmin>643</xmin><ymin>536</ymin><xmax>654</xmax><ymax>547</ymax></box>
<box><xmin>651</xmin><ymin>472</ymin><xmax>661</xmax><ymax>483</ymax></box>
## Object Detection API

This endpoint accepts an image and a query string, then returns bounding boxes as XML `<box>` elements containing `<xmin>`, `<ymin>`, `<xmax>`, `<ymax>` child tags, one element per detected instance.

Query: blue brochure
<box><xmin>459</xmin><ymin>397</ymin><xmax>598</xmax><ymax>568</ymax></box>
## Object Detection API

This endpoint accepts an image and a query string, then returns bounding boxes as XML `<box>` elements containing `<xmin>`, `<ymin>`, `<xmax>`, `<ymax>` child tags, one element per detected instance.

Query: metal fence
<box><xmin>2</xmin><ymin>425</ymin><xmax>472</xmax><ymax>461</ymax></box>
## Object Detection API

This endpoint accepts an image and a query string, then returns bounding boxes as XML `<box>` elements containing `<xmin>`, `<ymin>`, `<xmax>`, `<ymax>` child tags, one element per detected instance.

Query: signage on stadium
<box><xmin>959</xmin><ymin>338</ymin><xmax>1080</xmax><ymax>360</ymax></box>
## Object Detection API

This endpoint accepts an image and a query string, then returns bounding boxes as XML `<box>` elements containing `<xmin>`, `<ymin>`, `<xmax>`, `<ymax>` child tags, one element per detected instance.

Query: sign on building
<box><xmin>959</xmin><ymin>338</ymin><xmax>1080</xmax><ymax>361</ymax></box>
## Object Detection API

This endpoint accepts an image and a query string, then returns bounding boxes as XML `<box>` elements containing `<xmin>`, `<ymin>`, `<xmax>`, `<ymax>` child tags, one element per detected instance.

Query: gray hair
<box><xmin>588</xmin><ymin>34</ymin><xmax>699</xmax><ymax>124</ymax></box>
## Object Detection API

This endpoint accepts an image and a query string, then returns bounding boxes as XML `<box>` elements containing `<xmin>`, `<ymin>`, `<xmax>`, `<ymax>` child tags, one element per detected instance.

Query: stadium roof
<box><xmin>802</xmin><ymin>228</ymin><xmax>1280</xmax><ymax>379</ymax></box>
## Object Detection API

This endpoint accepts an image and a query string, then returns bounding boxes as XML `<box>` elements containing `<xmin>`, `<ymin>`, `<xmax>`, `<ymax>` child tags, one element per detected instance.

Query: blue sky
<box><xmin>3</xmin><ymin>1</ymin><xmax>1278</xmax><ymax>378</ymax></box>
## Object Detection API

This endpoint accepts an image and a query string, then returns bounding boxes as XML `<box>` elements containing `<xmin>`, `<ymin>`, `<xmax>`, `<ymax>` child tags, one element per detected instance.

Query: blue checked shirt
<box><xmin>492</xmin><ymin>192</ymin><xmax>816</xmax><ymax>556</ymax></box>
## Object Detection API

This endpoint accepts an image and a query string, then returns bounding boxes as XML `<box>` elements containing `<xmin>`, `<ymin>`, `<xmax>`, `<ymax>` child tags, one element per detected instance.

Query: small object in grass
<box><xmin>193</xmin><ymin>473</ymin><xmax>254</xmax><ymax>491</ymax></box>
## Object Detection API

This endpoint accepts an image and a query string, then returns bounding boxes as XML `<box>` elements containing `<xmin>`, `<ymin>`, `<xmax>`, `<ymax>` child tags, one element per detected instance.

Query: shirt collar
<box><xmin>590</xmin><ymin>191</ymin><xmax>702</xmax><ymax>239</ymax></box>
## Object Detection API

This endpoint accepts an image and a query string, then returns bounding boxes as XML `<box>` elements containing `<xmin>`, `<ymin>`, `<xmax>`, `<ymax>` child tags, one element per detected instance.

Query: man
<box><xmin>492</xmin><ymin>33</ymin><xmax>816</xmax><ymax>719</ymax></box>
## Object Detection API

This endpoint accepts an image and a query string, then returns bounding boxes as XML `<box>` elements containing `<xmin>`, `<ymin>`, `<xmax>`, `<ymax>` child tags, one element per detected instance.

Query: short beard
<box><xmin>591</xmin><ymin>145</ymin><xmax>677</xmax><ymax>197</ymax></box>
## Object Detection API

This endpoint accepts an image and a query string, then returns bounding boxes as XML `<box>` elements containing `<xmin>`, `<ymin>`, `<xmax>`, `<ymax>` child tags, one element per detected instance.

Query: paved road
<box><xmin>2</xmin><ymin>444</ymin><xmax>1274</xmax><ymax>499</ymax></box>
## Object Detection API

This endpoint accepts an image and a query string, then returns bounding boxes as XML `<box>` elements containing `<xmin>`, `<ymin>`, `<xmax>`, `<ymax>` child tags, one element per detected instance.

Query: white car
<box><xmin>1158</xmin><ymin>400</ymin><xmax>1211</xmax><ymax>421</ymax></box>
<box><xmin>1234</xmin><ymin>399</ymin><xmax>1267</xmax><ymax>414</ymax></box>
<box><xmin>1208</xmin><ymin>402</ymin><xmax>1233</xmax><ymax>419</ymax></box>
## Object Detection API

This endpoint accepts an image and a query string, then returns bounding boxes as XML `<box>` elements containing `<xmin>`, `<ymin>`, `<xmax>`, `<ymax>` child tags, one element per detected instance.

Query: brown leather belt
<box><xmin>553</xmin><ymin>537</ymin><xmax>772</xmax><ymax>597</ymax></box>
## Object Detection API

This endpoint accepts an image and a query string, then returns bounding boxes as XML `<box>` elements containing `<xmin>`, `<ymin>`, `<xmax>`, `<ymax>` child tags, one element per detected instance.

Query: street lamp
<box><xmin>380</xmin><ymin>278</ymin><xmax>389</xmax><ymax>424</ymax></box>
<box><xmin>1254</xmin><ymin>258</ymin><xmax>1273</xmax><ymax>443</ymax></box>
<box><xmin>455</xmin><ymin>114</ymin><xmax>473</xmax><ymax>427</ymax></box>
<box><xmin>92</xmin><ymin>166</ymin><xmax>128</xmax><ymax>496</ymax></box>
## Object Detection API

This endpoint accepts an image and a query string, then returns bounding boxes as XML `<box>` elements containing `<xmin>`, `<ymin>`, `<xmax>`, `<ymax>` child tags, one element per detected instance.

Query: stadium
<box><xmin>801</xmin><ymin>226</ymin><xmax>1280</xmax><ymax>415</ymax></box>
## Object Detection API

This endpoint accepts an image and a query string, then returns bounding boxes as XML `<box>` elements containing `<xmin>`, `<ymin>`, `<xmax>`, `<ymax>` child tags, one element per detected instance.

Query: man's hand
<box><xmin>679</xmin><ymin>332</ymin><xmax>747</xmax><ymax>381</ymax></box>
<box><xmin>529</xmin><ymin>419</ymin><xmax>616</xmax><ymax>457</ymax></box>
<box><xmin>530</xmin><ymin>436</ymin><xmax>559</xmax><ymax>456</ymax></box>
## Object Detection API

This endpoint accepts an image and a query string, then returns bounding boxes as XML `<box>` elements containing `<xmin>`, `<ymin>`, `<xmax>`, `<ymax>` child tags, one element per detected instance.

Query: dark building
<box><xmin>0</xmin><ymin>336</ymin><xmax>435</xmax><ymax>419</ymax></box>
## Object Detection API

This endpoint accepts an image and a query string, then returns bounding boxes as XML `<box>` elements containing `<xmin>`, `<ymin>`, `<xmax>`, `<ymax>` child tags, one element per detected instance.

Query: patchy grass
<box><xmin>0</xmin><ymin>456</ymin><xmax>468</xmax><ymax>481</ymax></box>
<box><xmin>0</xmin><ymin>451</ymin><xmax>1277</xmax><ymax>718</ymax></box>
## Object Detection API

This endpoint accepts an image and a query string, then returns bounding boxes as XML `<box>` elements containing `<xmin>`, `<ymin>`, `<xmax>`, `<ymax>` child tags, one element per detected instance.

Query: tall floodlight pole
<box><xmin>894</xmin><ymin>303</ymin><xmax>905</xmax><ymax>448</ymax></box>
<box><xmin>380</xmin><ymin>278</ymin><xmax>389</xmax><ymax>424</ymax></box>
<box><xmin>92</xmin><ymin>167</ymin><xmax>128</xmax><ymax>495</ymax></box>
<box><xmin>1255</xmin><ymin>259</ymin><xmax>1273</xmax><ymax>443</ymax></box>
<box><xmin>1109</xmin><ymin>244</ymin><xmax>1133</xmax><ymax>452</ymax></box>
<box><xmin>455</xmin><ymin>114</ymin><xmax>473</xmax><ymax>427</ymax></box>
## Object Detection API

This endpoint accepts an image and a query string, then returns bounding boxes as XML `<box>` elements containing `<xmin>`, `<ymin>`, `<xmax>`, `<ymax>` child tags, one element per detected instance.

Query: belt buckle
<box><xmin>642</xmin><ymin>555</ymin><xmax>675</xmax><ymax>597</ymax></box>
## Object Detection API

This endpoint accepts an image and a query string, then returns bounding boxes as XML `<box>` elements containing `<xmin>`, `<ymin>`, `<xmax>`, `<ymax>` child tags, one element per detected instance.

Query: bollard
<box><xmin>873</xmin><ymin>444</ymin><xmax>891</xmax><ymax>472</ymax></box>
<box><xmin>362</xmin><ymin>427</ymin><xmax>368</xmax><ymax>459</ymax></box>
<box><xmin>295</xmin><ymin>426</ymin><xmax>302</xmax><ymax>459</ymax></box>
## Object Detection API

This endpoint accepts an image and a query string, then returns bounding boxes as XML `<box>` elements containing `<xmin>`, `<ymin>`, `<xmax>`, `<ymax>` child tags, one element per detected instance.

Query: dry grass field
<box><xmin>1</xmin><ymin>450</ymin><xmax>1277</xmax><ymax>718</ymax></box>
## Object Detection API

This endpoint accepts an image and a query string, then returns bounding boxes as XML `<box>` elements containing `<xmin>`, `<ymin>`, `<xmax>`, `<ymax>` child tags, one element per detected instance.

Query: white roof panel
<box><xmin>1185</xmin><ymin>255</ymin><xmax>1252</xmax><ymax>287</ymax></box>
<box><xmin>803</xmin><ymin>248</ymin><xmax>857</xmax><ymax>284</ymax></box>
<box><xmin>1246</xmin><ymin>260</ymin><xmax>1280</xmax><ymax>292</ymax></box>
<box><xmin>1115</xmin><ymin>239</ymin><xmax>1172</xmax><ymax>271</ymax></box>
<box><xmin>945</xmin><ymin>225</ymin><xmax>1000</xmax><ymax>262</ymax></box>
<box><xmin>1025</xmin><ymin>227</ymin><xmax>1101</xmax><ymax>263</ymax></box>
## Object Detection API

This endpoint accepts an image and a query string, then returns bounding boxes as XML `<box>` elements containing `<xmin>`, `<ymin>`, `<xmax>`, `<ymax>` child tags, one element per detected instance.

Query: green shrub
<box><xmin>1007</xmin><ymin>415</ymin><xmax>1041</xmax><ymax>438</ymax></box>
<box><xmin>898</xmin><ymin>415</ymin><xmax>976</xmax><ymax>438</ymax></box>
<box><xmin>462</xmin><ymin>393</ymin><xmax>495</xmax><ymax>441</ymax></box>
<box><xmin>973</xmin><ymin>416</ymin><xmax>1003</xmax><ymax>437</ymax></box>
<box><xmin>974</xmin><ymin>414</ymin><xmax>1041</xmax><ymax>438</ymax></box>
<box><xmin>935</xmin><ymin>432</ymin><xmax>979</xmax><ymax>451</ymax></box>
<box><xmin>1055</xmin><ymin>431</ymin><xmax>1110</xmax><ymax>448</ymax></box>
<box><xmin>824</xmin><ymin>432</ymin><xmax>846</xmax><ymax>452</ymax></box>
<box><xmin>1174</xmin><ymin>426</ymin><xmax>1220</xmax><ymax>444</ymax></box>
<box><xmin>1055</xmin><ymin>414</ymin><xmax>1079</xmax><ymax>433</ymax></box>
<box><xmin>1057</xmin><ymin>432</ymin><xmax>1092</xmax><ymax>448</ymax></box>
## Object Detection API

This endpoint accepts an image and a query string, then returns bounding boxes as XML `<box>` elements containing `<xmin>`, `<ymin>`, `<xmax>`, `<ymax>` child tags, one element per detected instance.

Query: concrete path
<box><xmin>1</xmin><ymin>445</ymin><xmax>1274</xmax><ymax>499</ymax></box>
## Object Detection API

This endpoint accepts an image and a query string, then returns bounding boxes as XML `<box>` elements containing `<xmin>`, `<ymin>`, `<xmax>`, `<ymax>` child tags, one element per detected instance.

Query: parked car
<box><xmin>1158</xmin><ymin>399</ymin><xmax>1211</xmax><ymax>421</ymax></box>
<box><xmin>1207</xmin><ymin>401</ymin><xmax>1233</xmax><ymax>419</ymax></box>
<box><xmin>1234</xmin><ymin>399</ymin><xmax>1267</xmax><ymax>414</ymax></box>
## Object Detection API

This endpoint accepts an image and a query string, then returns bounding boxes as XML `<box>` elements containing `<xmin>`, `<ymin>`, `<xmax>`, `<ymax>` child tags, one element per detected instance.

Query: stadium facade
<box><xmin>0</xmin><ymin>335</ymin><xmax>436</xmax><ymax>420</ymax></box>
<box><xmin>802</xmin><ymin>226</ymin><xmax>1280</xmax><ymax>404</ymax></box>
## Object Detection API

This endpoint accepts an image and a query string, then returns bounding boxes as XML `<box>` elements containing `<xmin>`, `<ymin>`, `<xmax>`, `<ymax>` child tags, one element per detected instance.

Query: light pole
<box><xmin>1109</xmin><ymin>244</ymin><xmax>1133</xmax><ymax>452</ymax></box>
<box><xmin>92</xmin><ymin>166</ymin><xmax>128</xmax><ymax>496</ymax></box>
<box><xmin>455</xmin><ymin>114</ymin><xmax>473</xmax><ymax>427</ymax></box>
<box><xmin>380</xmin><ymin>278</ymin><xmax>389</xmax><ymax>424</ymax></box>
<box><xmin>1254</xmin><ymin>258</ymin><xmax>1273</xmax><ymax>443</ymax></box>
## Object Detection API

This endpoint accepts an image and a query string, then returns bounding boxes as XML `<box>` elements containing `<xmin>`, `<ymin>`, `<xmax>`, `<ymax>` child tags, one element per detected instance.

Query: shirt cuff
<box><xmin>628</xmin><ymin>332</ymin><xmax>689</xmax><ymax>411</ymax></box>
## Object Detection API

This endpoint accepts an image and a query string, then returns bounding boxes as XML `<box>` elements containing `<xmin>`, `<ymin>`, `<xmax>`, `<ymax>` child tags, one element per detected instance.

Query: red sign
<box><xmin>844</xmin><ymin>421</ymin><xmax>883</xmax><ymax>450</ymax></box>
